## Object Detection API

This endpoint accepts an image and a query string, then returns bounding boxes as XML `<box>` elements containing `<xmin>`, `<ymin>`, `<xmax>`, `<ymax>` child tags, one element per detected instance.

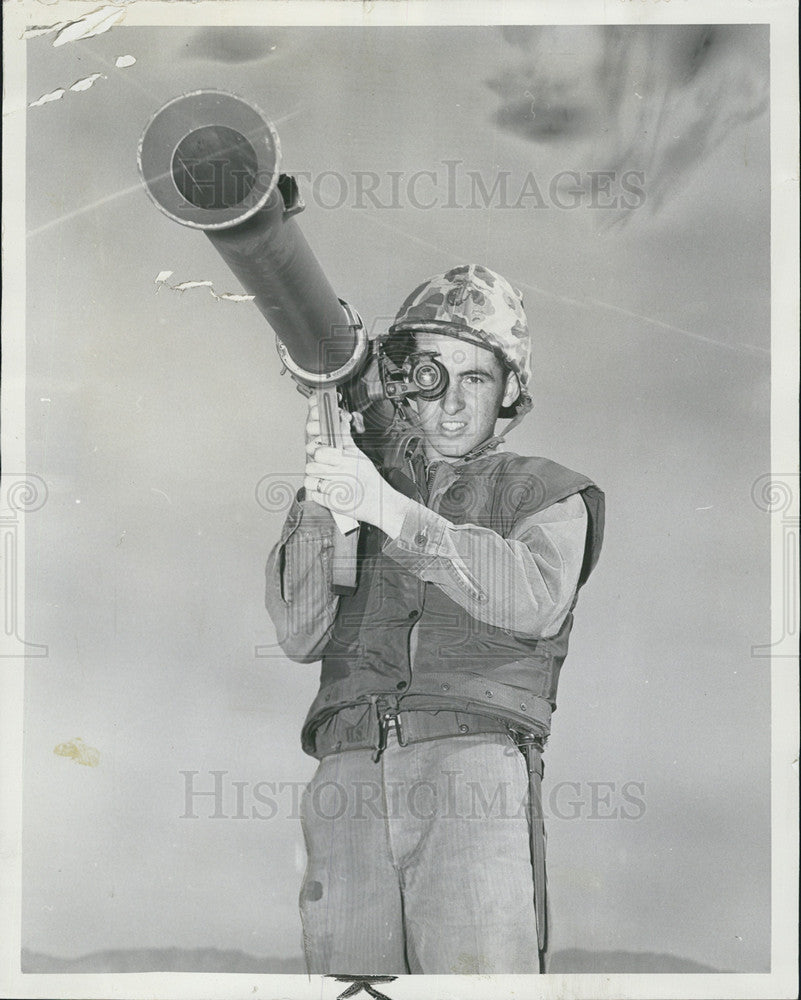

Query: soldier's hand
<box><xmin>304</xmin><ymin>406</ymin><xmax>413</xmax><ymax>538</ymax></box>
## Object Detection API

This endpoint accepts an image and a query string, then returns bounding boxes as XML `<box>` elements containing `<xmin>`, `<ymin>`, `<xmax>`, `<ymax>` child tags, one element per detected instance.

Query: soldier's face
<box><xmin>413</xmin><ymin>333</ymin><xmax>519</xmax><ymax>462</ymax></box>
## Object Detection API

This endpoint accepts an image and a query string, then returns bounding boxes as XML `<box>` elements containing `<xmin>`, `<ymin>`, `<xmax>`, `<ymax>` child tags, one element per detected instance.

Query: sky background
<box><xmin>22</xmin><ymin>23</ymin><xmax>771</xmax><ymax>973</ymax></box>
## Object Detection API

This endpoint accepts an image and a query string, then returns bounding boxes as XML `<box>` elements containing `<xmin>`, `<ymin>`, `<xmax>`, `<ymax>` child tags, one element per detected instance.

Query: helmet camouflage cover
<box><xmin>388</xmin><ymin>264</ymin><xmax>532</xmax><ymax>413</ymax></box>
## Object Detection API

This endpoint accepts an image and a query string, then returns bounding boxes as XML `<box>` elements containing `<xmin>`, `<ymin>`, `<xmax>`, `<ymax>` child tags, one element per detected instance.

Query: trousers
<box><xmin>298</xmin><ymin>730</ymin><xmax>542</xmax><ymax>975</ymax></box>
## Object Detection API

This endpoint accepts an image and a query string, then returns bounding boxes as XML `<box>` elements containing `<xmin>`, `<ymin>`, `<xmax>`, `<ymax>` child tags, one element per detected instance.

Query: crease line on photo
<box><xmin>357</xmin><ymin>210</ymin><xmax>769</xmax><ymax>358</ymax></box>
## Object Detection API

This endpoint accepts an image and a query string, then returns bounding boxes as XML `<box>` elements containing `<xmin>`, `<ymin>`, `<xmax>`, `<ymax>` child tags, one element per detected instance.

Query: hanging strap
<box><xmin>520</xmin><ymin>736</ymin><xmax>548</xmax><ymax>960</ymax></box>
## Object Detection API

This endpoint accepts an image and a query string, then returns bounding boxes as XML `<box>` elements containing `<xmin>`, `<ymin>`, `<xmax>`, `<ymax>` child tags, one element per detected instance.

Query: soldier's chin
<box><xmin>428</xmin><ymin>434</ymin><xmax>475</xmax><ymax>459</ymax></box>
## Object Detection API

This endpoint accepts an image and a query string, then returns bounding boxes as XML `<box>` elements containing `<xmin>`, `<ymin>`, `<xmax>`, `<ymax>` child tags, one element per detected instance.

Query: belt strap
<box><xmin>520</xmin><ymin>737</ymin><xmax>548</xmax><ymax>958</ymax></box>
<box><xmin>312</xmin><ymin>707</ymin><xmax>509</xmax><ymax>758</ymax></box>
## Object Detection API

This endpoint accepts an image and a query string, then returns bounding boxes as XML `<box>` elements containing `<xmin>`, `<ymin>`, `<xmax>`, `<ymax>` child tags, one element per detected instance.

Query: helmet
<box><xmin>388</xmin><ymin>264</ymin><xmax>532</xmax><ymax>414</ymax></box>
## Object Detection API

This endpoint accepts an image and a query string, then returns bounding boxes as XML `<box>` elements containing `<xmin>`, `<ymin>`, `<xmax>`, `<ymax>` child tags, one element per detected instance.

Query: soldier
<box><xmin>265</xmin><ymin>264</ymin><xmax>604</xmax><ymax>975</ymax></box>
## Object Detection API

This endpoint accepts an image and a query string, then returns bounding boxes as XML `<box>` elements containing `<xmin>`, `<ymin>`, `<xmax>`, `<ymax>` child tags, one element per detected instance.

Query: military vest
<box><xmin>301</xmin><ymin>451</ymin><xmax>604</xmax><ymax>756</ymax></box>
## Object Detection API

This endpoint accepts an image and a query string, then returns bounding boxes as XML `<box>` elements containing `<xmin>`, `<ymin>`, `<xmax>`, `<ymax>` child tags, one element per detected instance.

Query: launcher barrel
<box><xmin>138</xmin><ymin>90</ymin><xmax>366</xmax><ymax>381</ymax></box>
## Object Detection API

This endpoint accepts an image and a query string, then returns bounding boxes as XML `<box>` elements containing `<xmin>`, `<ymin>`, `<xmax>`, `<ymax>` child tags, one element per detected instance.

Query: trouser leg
<box><xmin>298</xmin><ymin>733</ymin><xmax>542</xmax><ymax>975</ymax></box>
<box><xmin>384</xmin><ymin>734</ymin><xmax>541</xmax><ymax>974</ymax></box>
<box><xmin>298</xmin><ymin>749</ymin><xmax>408</xmax><ymax>975</ymax></box>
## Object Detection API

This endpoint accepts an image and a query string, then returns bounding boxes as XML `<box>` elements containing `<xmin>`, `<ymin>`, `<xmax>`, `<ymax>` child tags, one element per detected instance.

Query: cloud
<box><xmin>488</xmin><ymin>26</ymin><xmax>769</xmax><ymax>214</ymax></box>
<box><xmin>182</xmin><ymin>27</ymin><xmax>281</xmax><ymax>64</ymax></box>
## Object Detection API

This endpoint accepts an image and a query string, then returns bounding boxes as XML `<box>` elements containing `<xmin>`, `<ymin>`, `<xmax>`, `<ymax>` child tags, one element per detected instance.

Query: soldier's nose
<box><xmin>442</xmin><ymin>382</ymin><xmax>465</xmax><ymax>415</ymax></box>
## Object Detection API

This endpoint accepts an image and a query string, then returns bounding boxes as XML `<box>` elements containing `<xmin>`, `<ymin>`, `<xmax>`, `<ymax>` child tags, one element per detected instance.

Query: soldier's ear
<box><xmin>501</xmin><ymin>370</ymin><xmax>521</xmax><ymax>409</ymax></box>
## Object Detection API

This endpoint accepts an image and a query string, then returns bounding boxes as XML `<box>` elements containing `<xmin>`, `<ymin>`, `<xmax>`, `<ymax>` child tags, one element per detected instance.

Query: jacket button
<box><xmin>414</xmin><ymin>532</ymin><xmax>428</xmax><ymax>547</ymax></box>
<box><xmin>520</xmin><ymin>703</ymin><xmax>528</xmax><ymax>712</ymax></box>
<box><xmin>441</xmin><ymin>683</ymin><xmax>450</xmax><ymax>691</ymax></box>
<box><xmin>459</xmin><ymin>724</ymin><xmax>469</xmax><ymax>733</ymax></box>
<box><xmin>396</xmin><ymin>681</ymin><xmax>408</xmax><ymax>690</ymax></box>
<box><xmin>408</xmin><ymin>609</ymin><xmax>419</xmax><ymax>620</ymax></box>
<box><xmin>485</xmin><ymin>690</ymin><xmax>494</xmax><ymax>699</ymax></box>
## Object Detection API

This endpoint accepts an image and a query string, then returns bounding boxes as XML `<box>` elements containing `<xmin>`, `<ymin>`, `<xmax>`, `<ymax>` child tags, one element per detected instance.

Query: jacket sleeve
<box><xmin>381</xmin><ymin>492</ymin><xmax>588</xmax><ymax>638</ymax></box>
<box><xmin>264</xmin><ymin>496</ymin><xmax>341</xmax><ymax>662</ymax></box>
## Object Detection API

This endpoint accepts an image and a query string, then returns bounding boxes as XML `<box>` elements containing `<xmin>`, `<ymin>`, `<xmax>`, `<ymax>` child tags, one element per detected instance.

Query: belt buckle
<box><xmin>385</xmin><ymin>711</ymin><xmax>406</xmax><ymax>746</ymax></box>
<box><xmin>372</xmin><ymin>701</ymin><xmax>406</xmax><ymax>762</ymax></box>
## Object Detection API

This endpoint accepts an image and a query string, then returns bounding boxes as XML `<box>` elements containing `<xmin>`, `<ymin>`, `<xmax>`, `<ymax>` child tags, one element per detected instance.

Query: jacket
<box><xmin>265</xmin><ymin>448</ymin><xmax>604</xmax><ymax>758</ymax></box>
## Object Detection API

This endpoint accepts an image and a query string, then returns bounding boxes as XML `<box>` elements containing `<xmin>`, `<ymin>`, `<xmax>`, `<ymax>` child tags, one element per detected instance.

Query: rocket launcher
<box><xmin>138</xmin><ymin>90</ymin><xmax>366</xmax><ymax>593</ymax></box>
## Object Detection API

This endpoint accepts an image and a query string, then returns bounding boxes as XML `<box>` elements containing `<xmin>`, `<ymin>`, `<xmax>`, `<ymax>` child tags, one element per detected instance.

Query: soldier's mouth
<box><xmin>439</xmin><ymin>421</ymin><xmax>467</xmax><ymax>434</ymax></box>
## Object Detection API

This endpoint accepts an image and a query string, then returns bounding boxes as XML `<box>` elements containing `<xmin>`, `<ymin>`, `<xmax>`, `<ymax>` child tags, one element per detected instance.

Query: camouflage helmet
<box><xmin>388</xmin><ymin>264</ymin><xmax>532</xmax><ymax>414</ymax></box>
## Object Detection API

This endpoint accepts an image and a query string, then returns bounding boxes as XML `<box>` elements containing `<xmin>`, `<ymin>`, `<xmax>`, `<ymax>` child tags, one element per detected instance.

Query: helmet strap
<box><xmin>462</xmin><ymin>396</ymin><xmax>534</xmax><ymax>461</ymax></box>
